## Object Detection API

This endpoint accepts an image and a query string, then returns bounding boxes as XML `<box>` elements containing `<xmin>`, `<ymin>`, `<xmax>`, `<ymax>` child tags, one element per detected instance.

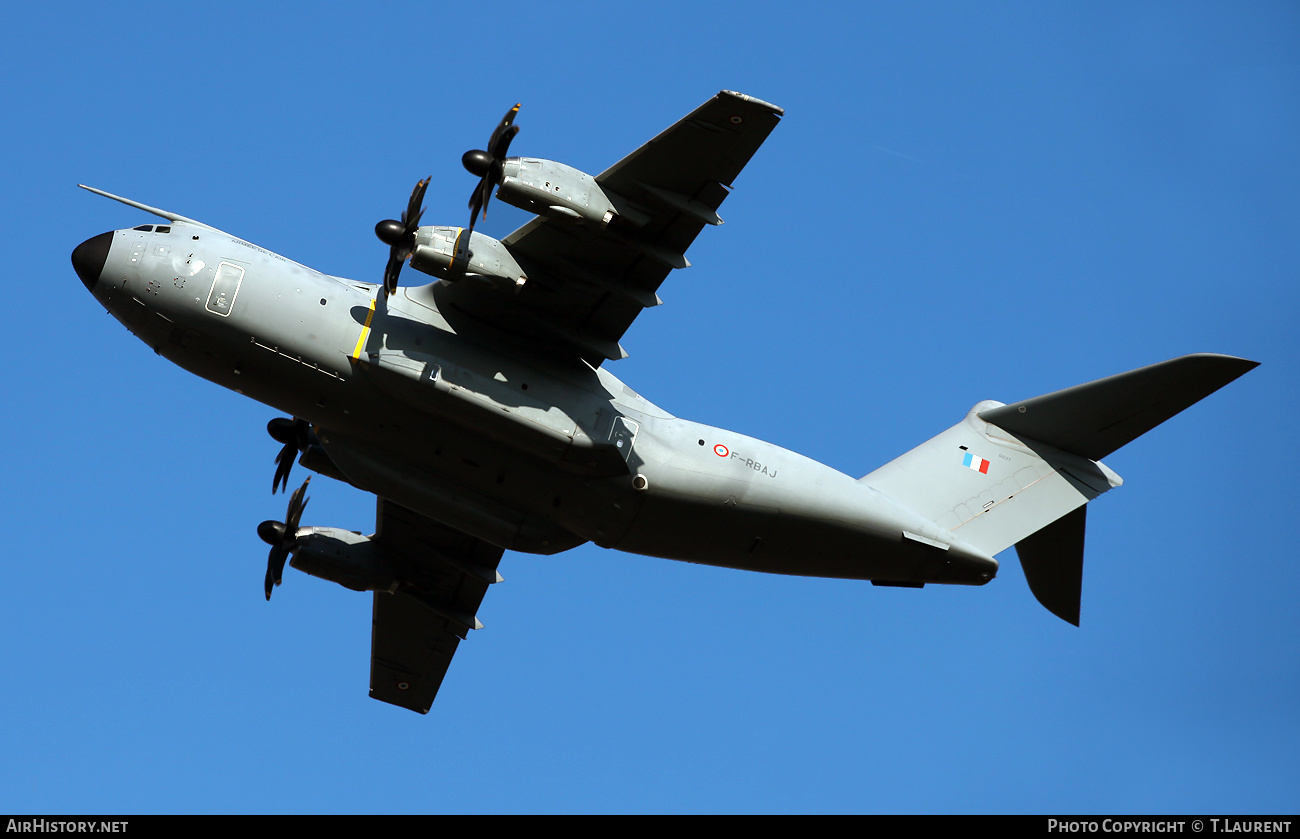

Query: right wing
<box><xmin>428</xmin><ymin>91</ymin><xmax>784</xmax><ymax>366</ymax></box>
<box><xmin>368</xmin><ymin>497</ymin><xmax>504</xmax><ymax>714</ymax></box>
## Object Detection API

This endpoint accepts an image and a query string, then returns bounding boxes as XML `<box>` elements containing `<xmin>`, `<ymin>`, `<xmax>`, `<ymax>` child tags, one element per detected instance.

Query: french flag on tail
<box><xmin>962</xmin><ymin>451</ymin><xmax>991</xmax><ymax>474</ymax></box>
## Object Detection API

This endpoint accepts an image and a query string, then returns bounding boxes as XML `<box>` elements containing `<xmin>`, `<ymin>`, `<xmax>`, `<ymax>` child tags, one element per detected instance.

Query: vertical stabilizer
<box><xmin>1015</xmin><ymin>505</ymin><xmax>1086</xmax><ymax>625</ymax></box>
<box><xmin>862</xmin><ymin>354</ymin><xmax>1257</xmax><ymax>623</ymax></box>
<box><xmin>861</xmin><ymin>401</ymin><xmax>1120</xmax><ymax>562</ymax></box>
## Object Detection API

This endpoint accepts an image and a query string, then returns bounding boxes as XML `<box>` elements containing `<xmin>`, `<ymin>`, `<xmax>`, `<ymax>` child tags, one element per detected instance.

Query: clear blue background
<box><xmin>3</xmin><ymin>1</ymin><xmax>1296</xmax><ymax>814</ymax></box>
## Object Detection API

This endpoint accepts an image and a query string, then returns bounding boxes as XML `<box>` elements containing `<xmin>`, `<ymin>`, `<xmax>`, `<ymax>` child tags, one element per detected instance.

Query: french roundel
<box><xmin>714</xmin><ymin>444</ymin><xmax>729</xmax><ymax>458</ymax></box>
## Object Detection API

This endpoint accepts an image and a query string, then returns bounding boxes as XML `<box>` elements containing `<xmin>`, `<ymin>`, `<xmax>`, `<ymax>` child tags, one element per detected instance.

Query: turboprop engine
<box><xmin>258</xmin><ymin>478</ymin><xmax>400</xmax><ymax>597</ymax></box>
<box><xmin>495</xmin><ymin>158</ymin><xmax>646</xmax><ymax>227</ymax></box>
<box><xmin>288</xmin><ymin>528</ymin><xmax>401</xmax><ymax>594</ymax></box>
<box><xmin>408</xmin><ymin>226</ymin><xmax>528</xmax><ymax>290</ymax></box>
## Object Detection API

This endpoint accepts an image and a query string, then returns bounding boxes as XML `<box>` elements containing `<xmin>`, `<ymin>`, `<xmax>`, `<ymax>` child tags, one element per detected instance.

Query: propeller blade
<box><xmin>265</xmin><ymin>546</ymin><xmax>289</xmax><ymax>600</ymax></box>
<box><xmin>466</xmin><ymin>195</ymin><xmax>482</xmax><ymax>239</ymax></box>
<box><xmin>487</xmin><ymin>104</ymin><xmax>521</xmax><ymax>159</ymax></box>
<box><xmin>286</xmin><ymin>478</ymin><xmax>310</xmax><ymax>530</ymax></box>
<box><xmin>383</xmin><ymin>251</ymin><xmax>405</xmax><ymax>298</ymax></box>
<box><xmin>268</xmin><ymin>417</ymin><xmax>312</xmax><ymax>494</ymax></box>
<box><xmin>463</xmin><ymin>104</ymin><xmax>521</xmax><ymax>237</ymax></box>
<box><xmin>404</xmin><ymin>178</ymin><xmax>429</xmax><ymax>227</ymax></box>
<box><xmin>374</xmin><ymin>178</ymin><xmax>429</xmax><ymax>298</ymax></box>
<box><xmin>467</xmin><ymin>178</ymin><xmax>492</xmax><ymax>238</ymax></box>
<box><xmin>260</xmin><ymin>477</ymin><xmax>310</xmax><ymax>601</ymax></box>
<box><xmin>272</xmin><ymin>441</ymin><xmax>296</xmax><ymax>494</ymax></box>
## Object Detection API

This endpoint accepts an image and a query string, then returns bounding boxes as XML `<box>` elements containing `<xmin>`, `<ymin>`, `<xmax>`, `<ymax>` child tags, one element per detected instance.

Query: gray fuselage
<box><xmin>75</xmin><ymin>222</ymin><xmax>998</xmax><ymax>587</ymax></box>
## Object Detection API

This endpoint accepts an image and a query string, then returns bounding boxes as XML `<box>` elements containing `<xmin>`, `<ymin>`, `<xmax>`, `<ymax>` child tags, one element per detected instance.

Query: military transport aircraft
<box><xmin>71</xmin><ymin>91</ymin><xmax>1256</xmax><ymax>714</ymax></box>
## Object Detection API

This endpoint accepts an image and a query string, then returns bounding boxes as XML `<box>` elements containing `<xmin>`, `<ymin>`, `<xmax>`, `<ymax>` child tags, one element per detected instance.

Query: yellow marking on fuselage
<box><xmin>448</xmin><ymin>227</ymin><xmax>466</xmax><ymax>272</ymax></box>
<box><xmin>351</xmin><ymin>297</ymin><xmax>377</xmax><ymax>360</ymax></box>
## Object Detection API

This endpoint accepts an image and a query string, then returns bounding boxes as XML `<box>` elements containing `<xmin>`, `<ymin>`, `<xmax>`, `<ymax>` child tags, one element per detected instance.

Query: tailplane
<box><xmin>862</xmin><ymin>354</ymin><xmax>1257</xmax><ymax>624</ymax></box>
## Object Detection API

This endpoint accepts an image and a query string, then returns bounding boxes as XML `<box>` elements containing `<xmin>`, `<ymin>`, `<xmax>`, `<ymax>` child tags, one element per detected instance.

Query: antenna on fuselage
<box><xmin>77</xmin><ymin>184</ymin><xmax>231</xmax><ymax>236</ymax></box>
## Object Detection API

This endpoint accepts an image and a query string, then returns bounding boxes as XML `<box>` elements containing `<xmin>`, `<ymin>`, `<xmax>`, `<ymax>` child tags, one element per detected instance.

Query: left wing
<box><xmin>427</xmin><ymin>91</ymin><xmax>783</xmax><ymax>366</ymax></box>
<box><xmin>368</xmin><ymin>497</ymin><xmax>504</xmax><ymax>714</ymax></box>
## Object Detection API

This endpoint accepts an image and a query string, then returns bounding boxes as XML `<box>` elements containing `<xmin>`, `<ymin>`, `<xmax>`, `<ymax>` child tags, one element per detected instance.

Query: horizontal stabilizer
<box><xmin>1015</xmin><ymin>505</ymin><xmax>1086</xmax><ymax>626</ymax></box>
<box><xmin>979</xmin><ymin>354</ymin><xmax>1258</xmax><ymax>461</ymax></box>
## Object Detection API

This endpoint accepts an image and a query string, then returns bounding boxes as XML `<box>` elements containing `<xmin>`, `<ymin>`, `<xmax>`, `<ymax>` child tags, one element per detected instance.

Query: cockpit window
<box><xmin>134</xmin><ymin>225</ymin><xmax>154</xmax><ymax>232</ymax></box>
<box><xmin>155</xmin><ymin>226</ymin><xmax>171</xmax><ymax>233</ymax></box>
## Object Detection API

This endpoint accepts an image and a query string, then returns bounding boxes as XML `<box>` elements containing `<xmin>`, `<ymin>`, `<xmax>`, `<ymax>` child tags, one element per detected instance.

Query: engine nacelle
<box><xmin>289</xmin><ymin>528</ymin><xmax>399</xmax><ymax>593</ymax></box>
<box><xmin>497</xmin><ymin>158</ymin><xmax>641</xmax><ymax>227</ymax></box>
<box><xmin>409</xmin><ymin>227</ymin><xmax>527</xmax><ymax>290</ymax></box>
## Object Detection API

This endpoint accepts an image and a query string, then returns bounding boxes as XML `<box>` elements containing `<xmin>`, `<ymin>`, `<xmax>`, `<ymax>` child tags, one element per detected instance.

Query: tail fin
<box><xmin>862</xmin><ymin>354</ymin><xmax>1257</xmax><ymax>624</ymax></box>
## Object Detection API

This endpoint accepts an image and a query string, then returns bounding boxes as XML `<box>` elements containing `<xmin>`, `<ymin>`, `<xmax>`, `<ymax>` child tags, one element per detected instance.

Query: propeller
<box><xmin>374</xmin><ymin>177</ymin><xmax>430</xmax><ymax>297</ymax></box>
<box><xmin>462</xmin><ymin>103</ymin><xmax>521</xmax><ymax>237</ymax></box>
<box><xmin>258</xmin><ymin>477</ymin><xmax>310</xmax><ymax>601</ymax></box>
<box><xmin>268</xmin><ymin>417</ymin><xmax>313</xmax><ymax>494</ymax></box>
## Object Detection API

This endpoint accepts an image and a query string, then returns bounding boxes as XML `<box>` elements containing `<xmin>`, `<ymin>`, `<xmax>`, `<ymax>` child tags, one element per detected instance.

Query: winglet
<box><xmin>77</xmin><ymin>184</ymin><xmax>231</xmax><ymax>235</ymax></box>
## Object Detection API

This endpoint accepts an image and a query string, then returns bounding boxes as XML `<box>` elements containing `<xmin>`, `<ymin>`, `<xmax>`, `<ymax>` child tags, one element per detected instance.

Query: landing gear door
<box><xmin>609</xmin><ymin>416</ymin><xmax>639</xmax><ymax>463</ymax></box>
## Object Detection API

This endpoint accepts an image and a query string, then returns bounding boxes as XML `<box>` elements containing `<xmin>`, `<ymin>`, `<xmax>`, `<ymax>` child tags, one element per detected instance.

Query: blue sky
<box><xmin>3</xmin><ymin>1</ymin><xmax>1297</xmax><ymax>814</ymax></box>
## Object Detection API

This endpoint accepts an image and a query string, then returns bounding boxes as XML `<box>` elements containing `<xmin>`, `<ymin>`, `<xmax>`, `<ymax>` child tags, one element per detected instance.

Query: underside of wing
<box><xmin>370</xmin><ymin>590</ymin><xmax>462</xmax><ymax>714</ymax></box>
<box><xmin>368</xmin><ymin>498</ymin><xmax>504</xmax><ymax>714</ymax></box>
<box><xmin>978</xmin><ymin>353</ymin><xmax>1259</xmax><ymax>461</ymax></box>
<box><xmin>428</xmin><ymin>91</ymin><xmax>783</xmax><ymax>367</ymax></box>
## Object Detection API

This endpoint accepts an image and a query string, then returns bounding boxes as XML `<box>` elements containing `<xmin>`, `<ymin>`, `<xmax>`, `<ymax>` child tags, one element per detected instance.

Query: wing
<box><xmin>428</xmin><ymin>90</ymin><xmax>783</xmax><ymax>366</ymax></box>
<box><xmin>368</xmin><ymin>497</ymin><xmax>504</xmax><ymax>714</ymax></box>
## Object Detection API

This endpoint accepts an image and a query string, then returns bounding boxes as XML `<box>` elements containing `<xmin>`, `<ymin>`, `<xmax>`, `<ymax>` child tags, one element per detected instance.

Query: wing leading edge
<box><xmin>368</xmin><ymin>498</ymin><xmax>504</xmax><ymax>714</ymax></box>
<box><xmin>428</xmin><ymin>91</ymin><xmax>784</xmax><ymax>366</ymax></box>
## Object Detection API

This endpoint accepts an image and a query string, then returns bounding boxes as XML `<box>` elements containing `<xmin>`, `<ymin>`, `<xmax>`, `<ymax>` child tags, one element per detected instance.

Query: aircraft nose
<box><xmin>72</xmin><ymin>231</ymin><xmax>113</xmax><ymax>291</ymax></box>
